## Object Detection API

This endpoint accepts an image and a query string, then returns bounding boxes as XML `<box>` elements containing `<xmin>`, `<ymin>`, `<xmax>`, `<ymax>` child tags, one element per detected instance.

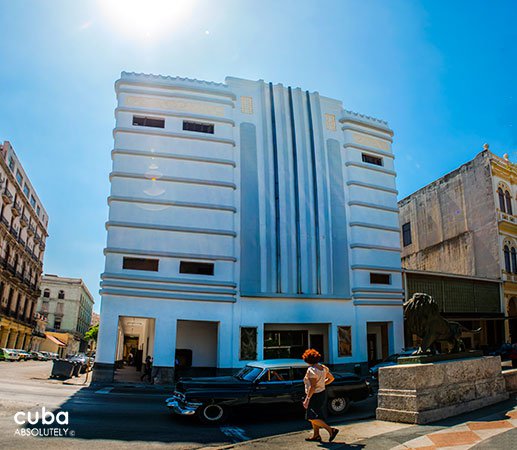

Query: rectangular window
<box><xmin>54</xmin><ymin>319</ymin><xmax>61</xmax><ymax>330</ymax></box>
<box><xmin>240</xmin><ymin>327</ymin><xmax>257</xmax><ymax>360</ymax></box>
<box><xmin>23</xmin><ymin>184</ymin><xmax>30</xmax><ymax>198</ymax></box>
<box><xmin>8</xmin><ymin>156</ymin><xmax>15</xmax><ymax>171</ymax></box>
<box><xmin>370</xmin><ymin>273</ymin><xmax>391</xmax><ymax>284</ymax></box>
<box><xmin>182</xmin><ymin>121</ymin><xmax>214</xmax><ymax>134</ymax></box>
<box><xmin>122</xmin><ymin>257</ymin><xmax>159</xmax><ymax>272</ymax></box>
<box><xmin>402</xmin><ymin>222</ymin><xmax>412</xmax><ymax>246</ymax></box>
<box><xmin>36</xmin><ymin>205</ymin><xmax>41</xmax><ymax>215</ymax></box>
<box><xmin>337</xmin><ymin>326</ymin><xmax>352</xmax><ymax>357</ymax></box>
<box><xmin>16</xmin><ymin>170</ymin><xmax>23</xmax><ymax>185</ymax></box>
<box><xmin>362</xmin><ymin>153</ymin><xmax>383</xmax><ymax>166</ymax></box>
<box><xmin>179</xmin><ymin>261</ymin><xmax>214</xmax><ymax>275</ymax></box>
<box><xmin>132</xmin><ymin>116</ymin><xmax>165</xmax><ymax>128</ymax></box>
<box><xmin>30</xmin><ymin>195</ymin><xmax>36</xmax><ymax>207</ymax></box>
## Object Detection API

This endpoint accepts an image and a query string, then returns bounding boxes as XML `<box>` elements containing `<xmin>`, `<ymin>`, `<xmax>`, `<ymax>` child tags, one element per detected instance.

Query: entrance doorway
<box><xmin>175</xmin><ymin>320</ymin><xmax>218</xmax><ymax>378</ymax></box>
<box><xmin>114</xmin><ymin>316</ymin><xmax>155</xmax><ymax>383</ymax></box>
<box><xmin>366</xmin><ymin>322</ymin><xmax>390</xmax><ymax>366</ymax></box>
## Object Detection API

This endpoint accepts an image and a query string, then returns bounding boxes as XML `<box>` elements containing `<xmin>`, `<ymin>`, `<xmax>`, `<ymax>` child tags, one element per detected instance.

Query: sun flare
<box><xmin>100</xmin><ymin>0</ymin><xmax>194</xmax><ymax>39</ymax></box>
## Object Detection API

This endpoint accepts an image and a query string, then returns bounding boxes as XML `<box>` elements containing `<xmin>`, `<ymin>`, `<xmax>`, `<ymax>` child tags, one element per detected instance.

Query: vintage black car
<box><xmin>166</xmin><ymin>359</ymin><xmax>370</xmax><ymax>424</ymax></box>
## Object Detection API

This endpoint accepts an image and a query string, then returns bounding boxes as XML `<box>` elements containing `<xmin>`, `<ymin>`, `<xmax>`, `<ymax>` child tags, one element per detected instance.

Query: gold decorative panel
<box><xmin>351</xmin><ymin>131</ymin><xmax>390</xmax><ymax>151</ymax></box>
<box><xmin>325</xmin><ymin>113</ymin><xmax>336</xmax><ymax>131</ymax></box>
<box><xmin>125</xmin><ymin>96</ymin><xmax>225</xmax><ymax>117</ymax></box>
<box><xmin>241</xmin><ymin>96</ymin><xmax>253</xmax><ymax>114</ymax></box>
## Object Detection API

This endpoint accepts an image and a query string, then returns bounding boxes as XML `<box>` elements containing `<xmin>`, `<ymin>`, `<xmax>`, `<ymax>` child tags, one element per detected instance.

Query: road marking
<box><xmin>95</xmin><ymin>387</ymin><xmax>114</xmax><ymax>394</ymax></box>
<box><xmin>220</xmin><ymin>426</ymin><xmax>249</xmax><ymax>443</ymax></box>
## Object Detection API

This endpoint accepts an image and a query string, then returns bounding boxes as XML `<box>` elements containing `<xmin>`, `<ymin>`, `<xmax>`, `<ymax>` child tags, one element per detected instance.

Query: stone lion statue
<box><xmin>404</xmin><ymin>293</ymin><xmax>468</xmax><ymax>355</ymax></box>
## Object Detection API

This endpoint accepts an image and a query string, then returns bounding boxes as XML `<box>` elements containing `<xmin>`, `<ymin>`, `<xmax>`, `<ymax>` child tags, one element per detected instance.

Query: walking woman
<box><xmin>302</xmin><ymin>349</ymin><xmax>339</xmax><ymax>442</ymax></box>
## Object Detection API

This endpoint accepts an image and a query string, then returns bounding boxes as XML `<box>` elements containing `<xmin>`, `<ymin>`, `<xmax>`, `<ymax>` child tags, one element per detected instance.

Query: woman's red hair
<box><xmin>302</xmin><ymin>348</ymin><xmax>321</xmax><ymax>364</ymax></box>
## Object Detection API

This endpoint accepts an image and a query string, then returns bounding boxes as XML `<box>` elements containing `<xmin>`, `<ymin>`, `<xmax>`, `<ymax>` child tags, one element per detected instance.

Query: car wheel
<box><xmin>196</xmin><ymin>403</ymin><xmax>229</xmax><ymax>424</ymax></box>
<box><xmin>327</xmin><ymin>396</ymin><xmax>350</xmax><ymax>415</ymax></box>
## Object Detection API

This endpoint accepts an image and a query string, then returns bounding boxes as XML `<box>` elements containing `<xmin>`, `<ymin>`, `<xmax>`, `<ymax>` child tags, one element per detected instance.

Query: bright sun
<box><xmin>100</xmin><ymin>0</ymin><xmax>194</xmax><ymax>39</ymax></box>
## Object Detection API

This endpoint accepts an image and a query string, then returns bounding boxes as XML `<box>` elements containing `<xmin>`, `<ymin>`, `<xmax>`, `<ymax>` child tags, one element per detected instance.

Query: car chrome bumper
<box><xmin>166</xmin><ymin>396</ymin><xmax>202</xmax><ymax>416</ymax></box>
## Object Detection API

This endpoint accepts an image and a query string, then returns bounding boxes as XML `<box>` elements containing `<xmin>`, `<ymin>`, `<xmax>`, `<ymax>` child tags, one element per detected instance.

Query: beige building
<box><xmin>0</xmin><ymin>141</ymin><xmax>49</xmax><ymax>351</ymax></box>
<box><xmin>399</xmin><ymin>145</ymin><xmax>515</xmax><ymax>348</ymax></box>
<box><xmin>36</xmin><ymin>274</ymin><xmax>94</xmax><ymax>353</ymax></box>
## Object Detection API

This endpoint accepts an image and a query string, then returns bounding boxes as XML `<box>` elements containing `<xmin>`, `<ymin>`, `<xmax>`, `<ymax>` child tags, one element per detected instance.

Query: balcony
<box><xmin>2</xmin><ymin>189</ymin><xmax>13</xmax><ymax>205</ymax></box>
<box><xmin>20</xmin><ymin>214</ymin><xmax>28</xmax><ymax>228</ymax></box>
<box><xmin>0</xmin><ymin>216</ymin><xmax>9</xmax><ymax>228</ymax></box>
<box><xmin>502</xmin><ymin>270</ymin><xmax>517</xmax><ymax>283</ymax></box>
<box><xmin>10</xmin><ymin>225</ymin><xmax>19</xmax><ymax>238</ymax></box>
<box><xmin>27</xmin><ymin>224</ymin><xmax>35</xmax><ymax>236</ymax></box>
<box><xmin>34</xmin><ymin>234</ymin><xmax>41</xmax><ymax>244</ymax></box>
<box><xmin>18</xmin><ymin>236</ymin><xmax>26</xmax><ymax>247</ymax></box>
<box><xmin>12</xmin><ymin>201</ymin><xmax>21</xmax><ymax>217</ymax></box>
<box><xmin>498</xmin><ymin>211</ymin><xmax>517</xmax><ymax>225</ymax></box>
<box><xmin>39</xmin><ymin>241</ymin><xmax>45</xmax><ymax>251</ymax></box>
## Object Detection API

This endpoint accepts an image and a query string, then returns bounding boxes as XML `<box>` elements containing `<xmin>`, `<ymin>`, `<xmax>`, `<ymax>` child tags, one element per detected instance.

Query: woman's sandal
<box><xmin>305</xmin><ymin>435</ymin><xmax>322</xmax><ymax>442</ymax></box>
<box><xmin>329</xmin><ymin>428</ymin><xmax>339</xmax><ymax>442</ymax></box>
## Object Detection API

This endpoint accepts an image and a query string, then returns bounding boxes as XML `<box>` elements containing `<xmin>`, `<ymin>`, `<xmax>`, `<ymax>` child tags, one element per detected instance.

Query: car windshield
<box><xmin>235</xmin><ymin>365</ymin><xmax>263</xmax><ymax>381</ymax></box>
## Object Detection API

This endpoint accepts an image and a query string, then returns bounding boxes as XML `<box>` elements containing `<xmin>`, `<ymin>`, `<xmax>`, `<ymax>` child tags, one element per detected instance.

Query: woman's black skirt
<box><xmin>305</xmin><ymin>391</ymin><xmax>327</xmax><ymax>420</ymax></box>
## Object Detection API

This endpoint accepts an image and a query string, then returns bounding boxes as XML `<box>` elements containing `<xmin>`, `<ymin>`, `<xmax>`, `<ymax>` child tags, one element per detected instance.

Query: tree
<box><xmin>84</xmin><ymin>324</ymin><xmax>99</xmax><ymax>342</ymax></box>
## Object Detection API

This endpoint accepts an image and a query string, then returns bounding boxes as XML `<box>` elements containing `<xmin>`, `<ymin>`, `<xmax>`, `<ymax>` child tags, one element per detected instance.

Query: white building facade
<box><xmin>94</xmin><ymin>72</ymin><xmax>404</xmax><ymax>383</ymax></box>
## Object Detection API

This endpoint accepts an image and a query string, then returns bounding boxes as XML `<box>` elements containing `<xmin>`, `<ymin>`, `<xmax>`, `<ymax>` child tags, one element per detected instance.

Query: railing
<box><xmin>27</xmin><ymin>224</ymin><xmax>35</xmax><ymax>236</ymax></box>
<box><xmin>502</xmin><ymin>271</ymin><xmax>517</xmax><ymax>283</ymax></box>
<box><xmin>498</xmin><ymin>211</ymin><xmax>517</xmax><ymax>224</ymax></box>
<box><xmin>10</xmin><ymin>225</ymin><xmax>18</xmax><ymax>238</ymax></box>
<box><xmin>18</xmin><ymin>237</ymin><xmax>26</xmax><ymax>247</ymax></box>
<box><xmin>0</xmin><ymin>216</ymin><xmax>9</xmax><ymax>228</ymax></box>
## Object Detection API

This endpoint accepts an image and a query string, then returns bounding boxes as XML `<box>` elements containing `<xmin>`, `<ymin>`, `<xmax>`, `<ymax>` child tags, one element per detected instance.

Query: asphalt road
<box><xmin>0</xmin><ymin>361</ymin><xmax>376</xmax><ymax>449</ymax></box>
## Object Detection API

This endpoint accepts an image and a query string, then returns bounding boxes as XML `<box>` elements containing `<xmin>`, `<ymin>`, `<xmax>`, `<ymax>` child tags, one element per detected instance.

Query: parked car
<box><xmin>166</xmin><ymin>359</ymin><xmax>370</xmax><ymax>424</ymax></box>
<box><xmin>369</xmin><ymin>349</ymin><xmax>417</xmax><ymax>378</ymax></box>
<box><xmin>2</xmin><ymin>348</ymin><xmax>21</xmax><ymax>361</ymax></box>
<box><xmin>30</xmin><ymin>351</ymin><xmax>47</xmax><ymax>361</ymax></box>
<box><xmin>16</xmin><ymin>350</ymin><xmax>32</xmax><ymax>361</ymax></box>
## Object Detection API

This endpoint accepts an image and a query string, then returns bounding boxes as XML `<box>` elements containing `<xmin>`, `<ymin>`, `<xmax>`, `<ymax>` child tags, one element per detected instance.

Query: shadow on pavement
<box><xmin>21</xmin><ymin>386</ymin><xmax>377</xmax><ymax>446</ymax></box>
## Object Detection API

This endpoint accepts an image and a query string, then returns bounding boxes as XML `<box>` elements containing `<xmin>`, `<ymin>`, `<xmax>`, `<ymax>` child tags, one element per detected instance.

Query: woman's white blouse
<box><xmin>304</xmin><ymin>365</ymin><xmax>329</xmax><ymax>394</ymax></box>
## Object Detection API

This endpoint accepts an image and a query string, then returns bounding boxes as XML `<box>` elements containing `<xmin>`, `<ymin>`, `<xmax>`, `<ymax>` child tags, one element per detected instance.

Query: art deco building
<box><xmin>399</xmin><ymin>145</ymin><xmax>516</xmax><ymax>350</ymax></box>
<box><xmin>36</xmin><ymin>274</ymin><xmax>95</xmax><ymax>354</ymax></box>
<box><xmin>0</xmin><ymin>141</ymin><xmax>48</xmax><ymax>350</ymax></box>
<box><xmin>95</xmin><ymin>72</ymin><xmax>404</xmax><ymax>383</ymax></box>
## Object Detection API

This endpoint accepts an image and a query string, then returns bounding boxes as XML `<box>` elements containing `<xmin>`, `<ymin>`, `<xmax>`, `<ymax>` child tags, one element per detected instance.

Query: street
<box><xmin>0</xmin><ymin>361</ymin><xmax>376</xmax><ymax>449</ymax></box>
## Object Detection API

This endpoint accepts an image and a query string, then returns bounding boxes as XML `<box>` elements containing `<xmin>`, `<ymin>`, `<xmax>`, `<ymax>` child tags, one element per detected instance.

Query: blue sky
<box><xmin>0</xmin><ymin>1</ymin><xmax>515</xmax><ymax>312</ymax></box>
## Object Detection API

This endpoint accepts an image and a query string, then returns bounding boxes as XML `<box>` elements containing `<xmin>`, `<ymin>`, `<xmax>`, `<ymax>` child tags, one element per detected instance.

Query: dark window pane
<box><xmin>132</xmin><ymin>116</ymin><xmax>165</xmax><ymax>128</ymax></box>
<box><xmin>361</xmin><ymin>153</ymin><xmax>383</xmax><ymax>166</ymax></box>
<box><xmin>182</xmin><ymin>121</ymin><xmax>214</xmax><ymax>134</ymax></box>
<box><xmin>498</xmin><ymin>188</ymin><xmax>506</xmax><ymax>212</ymax></box>
<box><xmin>179</xmin><ymin>261</ymin><xmax>214</xmax><ymax>275</ymax></box>
<box><xmin>123</xmin><ymin>257</ymin><xmax>159</xmax><ymax>271</ymax></box>
<box><xmin>402</xmin><ymin>222</ymin><xmax>412</xmax><ymax>246</ymax></box>
<box><xmin>506</xmin><ymin>191</ymin><xmax>513</xmax><ymax>215</ymax></box>
<box><xmin>370</xmin><ymin>273</ymin><xmax>391</xmax><ymax>284</ymax></box>
<box><xmin>504</xmin><ymin>246</ymin><xmax>511</xmax><ymax>272</ymax></box>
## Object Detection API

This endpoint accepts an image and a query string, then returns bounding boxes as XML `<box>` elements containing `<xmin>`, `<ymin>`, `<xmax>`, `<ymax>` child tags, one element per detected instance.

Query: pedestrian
<box><xmin>302</xmin><ymin>348</ymin><xmax>339</xmax><ymax>443</ymax></box>
<box><xmin>140</xmin><ymin>355</ymin><xmax>153</xmax><ymax>382</ymax></box>
<box><xmin>127</xmin><ymin>351</ymin><xmax>134</xmax><ymax>366</ymax></box>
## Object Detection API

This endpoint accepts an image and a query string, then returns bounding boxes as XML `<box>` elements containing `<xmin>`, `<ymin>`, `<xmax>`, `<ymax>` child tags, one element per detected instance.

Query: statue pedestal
<box><xmin>376</xmin><ymin>356</ymin><xmax>508</xmax><ymax>424</ymax></box>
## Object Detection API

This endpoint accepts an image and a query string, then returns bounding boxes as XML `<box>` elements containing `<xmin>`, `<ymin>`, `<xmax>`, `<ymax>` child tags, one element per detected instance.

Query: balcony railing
<box><xmin>498</xmin><ymin>211</ymin><xmax>517</xmax><ymax>224</ymax></box>
<box><xmin>0</xmin><ymin>216</ymin><xmax>9</xmax><ymax>228</ymax></box>
<box><xmin>18</xmin><ymin>237</ymin><xmax>26</xmax><ymax>247</ymax></box>
<box><xmin>10</xmin><ymin>225</ymin><xmax>18</xmax><ymax>238</ymax></box>
<box><xmin>27</xmin><ymin>224</ymin><xmax>35</xmax><ymax>236</ymax></box>
<box><xmin>2</xmin><ymin>189</ymin><xmax>13</xmax><ymax>205</ymax></box>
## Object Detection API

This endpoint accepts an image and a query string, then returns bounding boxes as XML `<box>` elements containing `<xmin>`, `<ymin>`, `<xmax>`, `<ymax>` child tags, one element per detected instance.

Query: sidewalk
<box><xmin>218</xmin><ymin>396</ymin><xmax>517</xmax><ymax>450</ymax></box>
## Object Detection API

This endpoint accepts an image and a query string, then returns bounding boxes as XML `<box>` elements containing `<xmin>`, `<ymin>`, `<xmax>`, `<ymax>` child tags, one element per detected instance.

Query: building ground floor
<box><xmin>404</xmin><ymin>270</ymin><xmax>508</xmax><ymax>352</ymax></box>
<box><xmin>0</xmin><ymin>315</ymin><xmax>33</xmax><ymax>350</ymax></box>
<box><xmin>93</xmin><ymin>295</ymin><xmax>404</xmax><ymax>384</ymax></box>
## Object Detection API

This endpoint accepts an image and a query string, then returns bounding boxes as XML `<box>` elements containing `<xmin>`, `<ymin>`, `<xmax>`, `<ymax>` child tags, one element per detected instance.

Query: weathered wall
<box><xmin>399</xmin><ymin>151</ymin><xmax>499</xmax><ymax>278</ymax></box>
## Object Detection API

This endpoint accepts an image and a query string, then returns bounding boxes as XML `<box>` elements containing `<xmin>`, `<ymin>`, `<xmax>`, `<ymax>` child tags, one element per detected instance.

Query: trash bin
<box><xmin>51</xmin><ymin>359</ymin><xmax>74</xmax><ymax>379</ymax></box>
